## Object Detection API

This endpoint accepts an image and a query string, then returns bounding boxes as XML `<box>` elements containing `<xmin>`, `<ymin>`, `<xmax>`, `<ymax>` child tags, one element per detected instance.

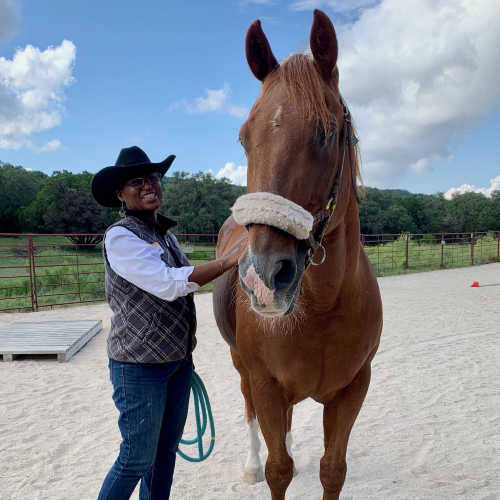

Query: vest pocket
<box><xmin>143</xmin><ymin>312</ymin><xmax>160</xmax><ymax>345</ymax></box>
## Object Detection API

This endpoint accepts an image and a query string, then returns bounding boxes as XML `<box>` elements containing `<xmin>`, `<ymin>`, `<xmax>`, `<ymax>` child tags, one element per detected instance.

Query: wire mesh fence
<box><xmin>0</xmin><ymin>233</ymin><xmax>217</xmax><ymax>312</ymax></box>
<box><xmin>0</xmin><ymin>231</ymin><xmax>498</xmax><ymax>312</ymax></box>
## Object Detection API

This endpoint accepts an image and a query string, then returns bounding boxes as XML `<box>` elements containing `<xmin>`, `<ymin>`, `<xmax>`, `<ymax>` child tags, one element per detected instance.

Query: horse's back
<box><xmin>213</xmin><ymin>216</ymin><xmax>247</xmax><ymax>352</ymax></box>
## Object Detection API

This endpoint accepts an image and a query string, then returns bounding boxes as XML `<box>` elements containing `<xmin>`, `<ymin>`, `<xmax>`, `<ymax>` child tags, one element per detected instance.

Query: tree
<box><xmin>17</xmin><ymin>171</ymin><xmax>119</xmax><ymax>243</ymax></box>
<box><xmin>0</xmin><ymin>162</ymin><xmax>47</xmax><ymax>232</ymax></box>
<box><xmin>160</xmin><ymin>171</ymin><xmax>246</xmax><ymax>234</ymax></box>
<box><xmin>447</xmin><ymin>192</ymin><xmax>495</xmax><ymax>232</ymax></box>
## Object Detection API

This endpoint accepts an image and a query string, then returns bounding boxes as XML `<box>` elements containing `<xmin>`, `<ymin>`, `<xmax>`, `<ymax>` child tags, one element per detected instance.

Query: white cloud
<box><xmin>291</xmin><ymin>0</ymin><xmax>378</xmax><ymax>12</ymax></box>
<box><xmin>333</xmin><ymin>0</ymin><xmax>500</xmax><ymax>186</ymax></box>
<box><xmin>411</xmin><ymin>158</ymin><xmax>433</xmax><ymax>174</ymax></box>
<box><xmin>445</xmin><ymin>175</ymin><xmax>500</xmax><ymax>199</ymax></box>
<box><xmin>169</xmin><ymin>83</ymin><xmax>248</xmax><ymax>118</ymax></box>
<box><xmin>215</xmin><ymin>162</ymin><xmax>248</xmax><ymax>185</ymax></box>
<box><xmin>31</xmin><ymin>139</ymin><xmax>63</xmax><ymax>153</ymax></box>
<box><xmin>0</xmin><ymin>40</ymin><xmax>76</xmax><ymax>151</ymax></box>
<box><xmin>0</xmin><ymin>0</ymin><xmax>20</xmax><ymax>41</ymax></box>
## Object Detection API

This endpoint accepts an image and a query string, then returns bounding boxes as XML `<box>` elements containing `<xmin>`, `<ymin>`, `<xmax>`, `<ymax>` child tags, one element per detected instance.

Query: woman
<box><xmin>91</xmin><ymin>146</ymin><xmax>245</xmax><ymax>500</ymax></box>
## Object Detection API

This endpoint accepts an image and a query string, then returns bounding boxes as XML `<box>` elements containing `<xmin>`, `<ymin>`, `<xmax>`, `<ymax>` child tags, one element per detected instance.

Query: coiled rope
<box><xmin>176</xmin><ymin>371</ymin><xmax>215</xmax><ymax>462</ymax></box>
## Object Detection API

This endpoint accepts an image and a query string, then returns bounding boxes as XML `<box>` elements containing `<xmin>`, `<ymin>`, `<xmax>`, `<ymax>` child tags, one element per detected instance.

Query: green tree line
<box><xmin>0</xmin><ymin>160</ymin><xmax>499</xmax><ymax>235</ymax></box>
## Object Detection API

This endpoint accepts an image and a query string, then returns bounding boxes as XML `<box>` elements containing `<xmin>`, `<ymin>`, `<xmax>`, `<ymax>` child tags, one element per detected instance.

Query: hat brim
<box><xmin>92</xmin><ymin>155</ymin><xmax>175</xmax><ymax>208</ymax></box>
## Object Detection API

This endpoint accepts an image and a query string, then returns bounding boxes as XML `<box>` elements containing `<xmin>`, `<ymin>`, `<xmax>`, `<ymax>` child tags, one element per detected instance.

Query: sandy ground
<box><xmin>0</xmin><ymin>264</ymin><xmax>499</xmax><ymax>500</ymax></box>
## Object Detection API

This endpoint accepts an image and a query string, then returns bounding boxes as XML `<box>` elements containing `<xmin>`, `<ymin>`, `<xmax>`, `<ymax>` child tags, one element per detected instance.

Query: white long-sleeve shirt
<box><xmin>105</xmin><ymin>226</ymin><xmax>200</xmax><ymax>301</ymax></box>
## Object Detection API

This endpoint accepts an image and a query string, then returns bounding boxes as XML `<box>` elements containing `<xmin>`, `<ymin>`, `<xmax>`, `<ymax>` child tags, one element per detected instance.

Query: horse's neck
<box><xmin>303</xmin><ymin>197</ymin><xmax>361</xmax><ymax>308</ymax></box>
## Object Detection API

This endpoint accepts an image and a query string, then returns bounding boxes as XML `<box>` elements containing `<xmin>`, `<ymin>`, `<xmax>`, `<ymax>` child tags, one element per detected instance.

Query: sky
<box><xmin>0</xmin><ymin>0</ymin><xmax>499</xmax><ymax>198</ymax></box>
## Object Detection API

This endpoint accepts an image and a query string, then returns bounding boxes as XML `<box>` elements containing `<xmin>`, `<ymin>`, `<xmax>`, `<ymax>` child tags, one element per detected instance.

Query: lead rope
<box><xmin>176</xmin><ymin>371</ymin><xmax>216</xmax><ymax>462</ymax></box>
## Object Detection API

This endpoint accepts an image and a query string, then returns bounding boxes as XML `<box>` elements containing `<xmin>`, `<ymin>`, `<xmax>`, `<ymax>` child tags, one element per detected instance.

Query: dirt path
<box><xmin>1</xmin><ymin>264</ymin><xmax>499</xmax><ymax>499</ymax></box>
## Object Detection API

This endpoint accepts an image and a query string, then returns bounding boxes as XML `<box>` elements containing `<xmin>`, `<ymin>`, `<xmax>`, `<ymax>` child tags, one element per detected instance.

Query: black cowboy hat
<box><xmin>92</xmin><ymin>146</ymin><xmax>175</xmax><ymax>208</ymax></box>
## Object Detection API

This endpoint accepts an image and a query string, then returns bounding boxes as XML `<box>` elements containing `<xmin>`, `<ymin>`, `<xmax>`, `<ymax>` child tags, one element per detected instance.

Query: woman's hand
<box><xmin>188</xmin><ymin>237</ymin><xmax>247</xmax><ymax>288</ymax></box>
<box><xmin>221</xmin><ymin>237</ymin><xmax>247</xmax><ymax>269</ymax></box>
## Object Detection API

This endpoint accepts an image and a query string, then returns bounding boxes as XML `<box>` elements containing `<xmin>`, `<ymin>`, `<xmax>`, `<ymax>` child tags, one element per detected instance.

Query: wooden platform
<box><xmin>0</xmin><ymin>320</ymin><xmax>102</xmax><ymax>362</ymax></box>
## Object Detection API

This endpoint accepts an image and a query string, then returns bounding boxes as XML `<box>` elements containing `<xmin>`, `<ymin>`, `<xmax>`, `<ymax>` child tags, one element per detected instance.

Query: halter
<box><xmin>231</xmin><ymin>96</ymin><xmax>360</xmax><ymax>268</ymax></box>
<box><xmin>305</xmin><ymin>96</ymin><xmax>360</xmax><ymax>268</ymax></box>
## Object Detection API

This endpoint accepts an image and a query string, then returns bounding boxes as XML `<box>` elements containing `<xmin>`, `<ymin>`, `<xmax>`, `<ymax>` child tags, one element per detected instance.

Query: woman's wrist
<box><xmin>215</xmin><ymin>257</ymin><xmax>225</xmax><ymax>273</ymax></box>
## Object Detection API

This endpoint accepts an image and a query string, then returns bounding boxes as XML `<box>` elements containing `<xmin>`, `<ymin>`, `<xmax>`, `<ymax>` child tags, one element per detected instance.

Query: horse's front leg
<box><xmin>251</xmin><ymin>375</ymin><xmax>294</xmax><ymax>500</ymax></box>
<box><xmin>321</xmin><ymin>363</ymin><xmax>372</xmax><ymax>500</ymax></box>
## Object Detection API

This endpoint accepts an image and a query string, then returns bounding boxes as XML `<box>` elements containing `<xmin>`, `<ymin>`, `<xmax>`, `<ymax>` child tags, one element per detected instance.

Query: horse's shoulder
<box><xmin>213</xmin><ymin>216</ymin><xmax>247</xmax><ymax>352</ymax></box>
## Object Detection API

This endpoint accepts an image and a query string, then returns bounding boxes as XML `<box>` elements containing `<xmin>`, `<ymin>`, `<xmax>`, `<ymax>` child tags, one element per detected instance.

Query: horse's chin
<box><xmin>244</xmin><ymin>281</ymin><xmax>301</xmax><ymax>318</ymax></box>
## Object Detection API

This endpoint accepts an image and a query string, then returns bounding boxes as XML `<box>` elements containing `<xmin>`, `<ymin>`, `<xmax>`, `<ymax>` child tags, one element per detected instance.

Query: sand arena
<box><xmin>0</xmin><ymin>263</ymin><xmax>499</xmax><ymax>499</ymax></box>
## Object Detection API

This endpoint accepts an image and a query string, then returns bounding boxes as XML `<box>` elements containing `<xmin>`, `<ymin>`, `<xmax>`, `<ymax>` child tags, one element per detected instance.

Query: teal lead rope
<box><xmin>176</xmin><ymin>371</ymin><xmax>215</xmax><ymax>462</ymax></box>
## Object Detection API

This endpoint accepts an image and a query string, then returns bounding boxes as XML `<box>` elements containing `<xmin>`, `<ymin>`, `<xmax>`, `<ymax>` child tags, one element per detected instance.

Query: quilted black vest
<box><xmin>103</xmin><ymin>211</ymin><xmax>197</xmax><ymax>363</ymax></box>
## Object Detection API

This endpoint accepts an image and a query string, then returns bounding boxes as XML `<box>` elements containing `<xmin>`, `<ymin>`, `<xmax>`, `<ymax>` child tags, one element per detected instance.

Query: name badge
<box><xmin>151</xmin><ymin>242</ymin><xmax>164</xmax><ymax>255</ymax></box>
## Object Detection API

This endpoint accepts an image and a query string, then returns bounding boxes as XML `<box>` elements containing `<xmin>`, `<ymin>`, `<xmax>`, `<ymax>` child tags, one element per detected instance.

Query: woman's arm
<box><xmin>105</xmin><ymin>227</ymin><xmax>199</xmax><ymax>301</ymax></box>
<box><xmin>187</xmin><ymin>243</ymin><xmax>243</xmax><ymax>288</ymax></box>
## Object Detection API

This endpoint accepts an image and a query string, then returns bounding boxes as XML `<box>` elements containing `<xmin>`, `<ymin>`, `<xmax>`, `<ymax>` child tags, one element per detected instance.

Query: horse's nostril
<box><xmin>272</xmin><ymin>258</ymin><xmax>296</xmax><ymax>292</ymax></box>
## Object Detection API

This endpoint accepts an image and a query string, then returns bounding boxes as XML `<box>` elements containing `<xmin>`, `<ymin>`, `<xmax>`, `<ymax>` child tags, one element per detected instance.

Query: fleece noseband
<box><xmin>231</xmin><ymin>192</ymin><xmax>313</xmax><ymax>240</ymax></box>
<box><xmin>231</xmin><ymin>96</ymin><xmax>359</xmax><ymax>268</ymax></box>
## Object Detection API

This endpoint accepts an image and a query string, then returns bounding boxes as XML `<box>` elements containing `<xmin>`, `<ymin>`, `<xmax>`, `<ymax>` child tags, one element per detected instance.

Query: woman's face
<box><xmin>116</xmin><ymin>172</ymin><xmax>163</xmax><ymax>216</ymax></box>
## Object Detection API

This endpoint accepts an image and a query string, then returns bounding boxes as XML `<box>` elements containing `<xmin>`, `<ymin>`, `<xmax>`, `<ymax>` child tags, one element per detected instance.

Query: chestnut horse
<box><xmin>213</xmin><ymin>10</ymin><xmax>383</xmax><ymax>500</ymax></box>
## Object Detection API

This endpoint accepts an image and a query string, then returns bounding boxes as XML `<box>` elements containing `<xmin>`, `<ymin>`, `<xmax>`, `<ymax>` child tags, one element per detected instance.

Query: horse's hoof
<box><xmin>244</xmin><ymin>467</ymin><xmax>265</xmax><ymax>484</ymax></box>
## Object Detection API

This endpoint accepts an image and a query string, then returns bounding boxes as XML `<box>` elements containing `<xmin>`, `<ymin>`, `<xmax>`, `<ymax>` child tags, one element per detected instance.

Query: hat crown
<box><xmin>115</xmin><ymin>146</ymin><xmax>151</xmax><ymax>167</ymax></box>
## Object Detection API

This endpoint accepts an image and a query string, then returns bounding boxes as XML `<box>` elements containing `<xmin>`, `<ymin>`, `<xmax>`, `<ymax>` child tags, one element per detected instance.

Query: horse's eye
<box><xmin>318</xmin><ymin>124</ymin><xmax>336</xmax><ymax>144</ymax></box>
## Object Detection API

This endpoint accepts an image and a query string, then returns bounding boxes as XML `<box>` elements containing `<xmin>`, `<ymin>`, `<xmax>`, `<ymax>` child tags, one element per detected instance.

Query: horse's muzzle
<box><xmin>238</xmin><ymin>246</ymin><xmax>302</xmax><ymax>317</ymax></box>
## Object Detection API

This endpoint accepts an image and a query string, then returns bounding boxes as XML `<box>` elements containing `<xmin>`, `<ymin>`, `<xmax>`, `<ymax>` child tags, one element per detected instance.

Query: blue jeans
<box><xmin>97</xmin><ymin>356</ymin><xmax>193</xmax><ymax>500</ymax></box>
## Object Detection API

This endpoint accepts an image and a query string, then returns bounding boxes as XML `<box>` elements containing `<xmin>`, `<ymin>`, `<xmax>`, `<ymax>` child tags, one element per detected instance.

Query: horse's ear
<box><xmin>310</xmin><ymin>9</ymin><xmax>338</xmax><ymax>83</ymax></box>
<box><xmin>245</xmin><ymin>20</ymin><xmax>279</xmax><ymax>82</ymax></box>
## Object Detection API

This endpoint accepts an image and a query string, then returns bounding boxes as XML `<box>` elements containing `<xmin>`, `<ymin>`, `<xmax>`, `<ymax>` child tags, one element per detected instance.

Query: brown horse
<box><xmin>213</xmin><ymin>10</ymin><xmax>383</xmax><ymax>500</ymax></box>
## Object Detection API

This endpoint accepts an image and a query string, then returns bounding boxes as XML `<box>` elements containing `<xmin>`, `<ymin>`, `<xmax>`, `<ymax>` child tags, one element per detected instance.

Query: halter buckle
<box><xmin>307</xmin><ymin>244</ymin><xmax>326</xmax><ymax>266</ymax></box>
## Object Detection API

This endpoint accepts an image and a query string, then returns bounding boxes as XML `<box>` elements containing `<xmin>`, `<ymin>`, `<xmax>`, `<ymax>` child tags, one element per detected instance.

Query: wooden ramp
<box><xmin>0</xmin><ymin>320</ymin><xmax>102</xmax><ymax>362</ymax></box>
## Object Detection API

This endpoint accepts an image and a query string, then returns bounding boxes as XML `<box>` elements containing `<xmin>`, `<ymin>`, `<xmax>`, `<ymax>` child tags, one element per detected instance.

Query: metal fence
<box><xmin>0</xmin><ymin>233</ymin><xmax>217</xmax><ymax>313</ymax></box>
<box><xmin>0</xmin><ymin>231</ymin><xmax>498</xmax><ymax>313</ymax></box>
<box><xmin>362</xmin><ymin>231</ymin><xmax>500</xmax><ymax>276</ymax></box>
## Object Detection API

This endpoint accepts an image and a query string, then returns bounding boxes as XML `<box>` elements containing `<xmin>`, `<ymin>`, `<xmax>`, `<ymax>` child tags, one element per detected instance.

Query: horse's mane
<box><xmin>257</xmin><ymin>53</ymin><xmax>363</xmax><ymax>187</ymax></box>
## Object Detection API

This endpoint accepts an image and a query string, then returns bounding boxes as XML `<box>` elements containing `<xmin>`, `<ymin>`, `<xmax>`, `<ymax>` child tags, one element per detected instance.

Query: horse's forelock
<box><xmin>255</xmin><ymin>53</ymin><xmax>363</xmax><ymax>188</ymax></box>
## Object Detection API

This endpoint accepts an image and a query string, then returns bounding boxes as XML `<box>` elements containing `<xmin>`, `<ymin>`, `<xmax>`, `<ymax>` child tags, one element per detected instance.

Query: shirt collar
<box><xmin>124</xmin><ymin>208</ymin><xmax>177</xmax><ymax>235</ymax></box>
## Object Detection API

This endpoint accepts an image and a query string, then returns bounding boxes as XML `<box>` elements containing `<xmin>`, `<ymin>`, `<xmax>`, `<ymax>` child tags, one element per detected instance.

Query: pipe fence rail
<box><xmin>0</xmin><ymin>231</ymin><xmax>498</xmax><ymax>313</ymax></box>
<box><xmin>0</xmin><ymin>233</ymin><xmax>217</xmax><ymax>313</ymax></box>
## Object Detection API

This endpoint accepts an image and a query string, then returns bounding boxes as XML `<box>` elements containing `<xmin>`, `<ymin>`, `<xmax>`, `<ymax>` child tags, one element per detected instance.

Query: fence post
<box><xmin>75</xmin><ymin>238</ymin><xmax>82</xmax><ymax>303</ymax></box>
<box><xmin>405</xmin><ymin>234</ymin><xmax>409</xmax><ymax>269</ymax></box>
<box><xmin>440</xmin><ymin>233</ymin><xmax>444</xmax><ymax>268</ymax></box>
<box><xmin>27</xmin><ymin>235</ymin><xmax>36</xmax><ymax>311</ymax></box>
<box><xmin>471</xmin><ymin>232</ymin><xmax>474</xmax><ymax>265</ymax></box>
<box><xmin>30</xmin><ymin>235</ymin><xmax>39</xmax><ymax>310</ymax></box>
<box><xmin>361</xmin><ymin>234</ymin><xmax>365</xmax><ymax>248</ymax></box>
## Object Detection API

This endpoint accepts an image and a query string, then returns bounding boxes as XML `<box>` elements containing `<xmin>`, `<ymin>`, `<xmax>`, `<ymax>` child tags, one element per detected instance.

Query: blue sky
<box><xmin>0</xmin><ymin>0</ymin><xmax>499</xmax><ymax>198</ymax></box>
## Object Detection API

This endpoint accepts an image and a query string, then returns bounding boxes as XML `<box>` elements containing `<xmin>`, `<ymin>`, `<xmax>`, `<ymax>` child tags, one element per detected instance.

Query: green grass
<box><xmin>1</xmin><ymin>233</ymin><xmax>498</xmax><ymax>312</ymax></box>
<box><xmin>364</xmin><ymin>232</ymin><xmax>499</xmax><ymax>277</ymax></box>
<box><xmin>0</xmin><ymin>236</ymin><xmax>216</xmax><ymax>312</ymax></box>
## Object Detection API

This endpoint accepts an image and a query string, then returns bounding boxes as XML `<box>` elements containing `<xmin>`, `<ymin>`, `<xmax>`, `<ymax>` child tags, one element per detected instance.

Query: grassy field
<box><xmin>1</xmin><ymin>232</ymin><xmax>498</xmax><ymax>312</ymax></box>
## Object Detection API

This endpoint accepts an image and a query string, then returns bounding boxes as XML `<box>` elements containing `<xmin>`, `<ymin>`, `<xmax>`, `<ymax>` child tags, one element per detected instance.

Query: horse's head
<box><xmin>234</xmin><ymin>9</ymin><xmax>359</xmax><ymax>317</ymax></box>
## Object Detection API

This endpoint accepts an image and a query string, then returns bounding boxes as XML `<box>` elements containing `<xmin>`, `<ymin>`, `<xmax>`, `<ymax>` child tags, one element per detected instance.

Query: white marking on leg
<box><xmin>244</xmin><ymin>418</ymin><xmax>265</xmax><ymax>484</ymax></box>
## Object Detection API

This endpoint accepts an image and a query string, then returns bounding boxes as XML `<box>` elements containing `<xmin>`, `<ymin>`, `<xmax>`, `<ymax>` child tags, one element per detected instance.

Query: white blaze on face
<box><xmin>271</xmin><ymin>105</ymin><xmax>282</xmax><ymax>132</ymax></box>
<box><xmin>242</xmin><ymin>264</ymin><xmax>275</xmax><ymax>307</ymax></box>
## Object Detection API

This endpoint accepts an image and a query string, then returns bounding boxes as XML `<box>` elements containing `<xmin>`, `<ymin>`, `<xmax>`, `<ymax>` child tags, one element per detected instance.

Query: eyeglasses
<box><xmin>123</xmin><ymin>172</ymin><xmax>161</xmax><ymax>189</ymax></box>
